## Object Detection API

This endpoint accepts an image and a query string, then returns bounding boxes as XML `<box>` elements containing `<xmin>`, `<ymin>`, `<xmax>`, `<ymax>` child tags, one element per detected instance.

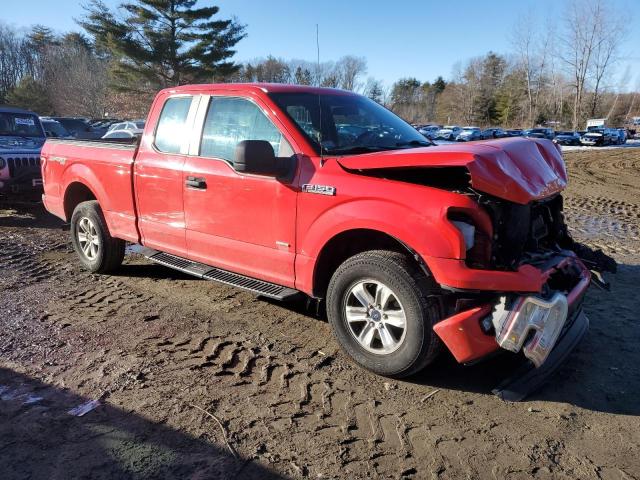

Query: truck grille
<box><xmin>6</xmin><ymin>156</ymin><xmax>41</xmax><ymax>178</ymax></box>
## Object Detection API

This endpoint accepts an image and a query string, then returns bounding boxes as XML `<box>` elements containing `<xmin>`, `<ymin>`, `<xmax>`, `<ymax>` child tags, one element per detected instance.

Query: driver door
<box><xmin>182</xmin><ymin>94</ymin><xmax>298</xmax><ymax>287</ymax></box>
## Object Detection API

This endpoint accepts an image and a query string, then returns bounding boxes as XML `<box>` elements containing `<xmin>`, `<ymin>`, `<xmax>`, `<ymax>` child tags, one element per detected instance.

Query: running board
<box><xmin>140</xmin><ymin>248</ymin><xmax>299</xmax><ymax>301</ymax></box>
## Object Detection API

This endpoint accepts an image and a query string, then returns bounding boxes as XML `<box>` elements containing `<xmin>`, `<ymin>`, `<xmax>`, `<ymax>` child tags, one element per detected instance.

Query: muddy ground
<box><xmin>1</xmin><ymin>148</ymin><xmax>639</xmax><ymax>479</ymax></box>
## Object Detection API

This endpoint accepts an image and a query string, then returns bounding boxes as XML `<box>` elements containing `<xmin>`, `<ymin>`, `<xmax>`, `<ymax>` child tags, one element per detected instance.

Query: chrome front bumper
<box><xmin>490</xmin><ymin>293</ymin><xmax>569</xmax><ymax>367</ymax></box>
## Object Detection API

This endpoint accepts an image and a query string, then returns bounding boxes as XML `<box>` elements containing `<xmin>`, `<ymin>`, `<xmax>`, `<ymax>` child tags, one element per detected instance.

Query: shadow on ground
<box><xmin>0</xmin><ymin>201</ymin><xmax>64</xmax><ymax>229</ymax></box>
<box><xmin>0</xmin><ymin>368</ymin><xmax>286</xmax><ymax>480</ymax></box>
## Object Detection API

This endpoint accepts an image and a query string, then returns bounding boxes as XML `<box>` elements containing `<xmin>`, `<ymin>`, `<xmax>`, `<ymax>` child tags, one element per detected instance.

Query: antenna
<box><xmin>316</xmin><ymin>24</ymin><xmax>325</xmax><ymax>166</ymax></box>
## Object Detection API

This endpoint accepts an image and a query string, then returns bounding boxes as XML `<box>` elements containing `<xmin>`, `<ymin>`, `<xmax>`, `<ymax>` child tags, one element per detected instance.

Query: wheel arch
<box><xmin>310</xmin><ymin>228</ymin><xmax>428</xmax><ymax>299</ymax></box>
<box><xmin>63</xmin><ymin>181</ymin><xmax>98</xmax><ymax>221</ymax></box>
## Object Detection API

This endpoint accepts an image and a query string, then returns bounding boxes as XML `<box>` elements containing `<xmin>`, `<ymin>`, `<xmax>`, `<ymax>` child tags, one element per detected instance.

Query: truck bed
<box><xmin>41</xmin><ymin>137</ymin><xmax>140</xmax><ymax>243</ymax></box>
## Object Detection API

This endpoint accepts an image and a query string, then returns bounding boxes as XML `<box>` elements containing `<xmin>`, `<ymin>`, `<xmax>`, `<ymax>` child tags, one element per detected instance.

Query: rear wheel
<box><xmin>70</xmin><ymin>200</ymin><xmax>125</xmax><ymax>273</ymax></box>
<box><xmin>326</xmin><ymin>250</ymin><xmax>442</xmax><ymax>378</ymax></box>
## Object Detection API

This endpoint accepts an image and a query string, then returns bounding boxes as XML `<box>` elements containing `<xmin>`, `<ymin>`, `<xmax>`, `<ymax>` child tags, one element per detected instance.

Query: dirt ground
<box><xmin>1</xmin><ymin>148</ymin><xmax>639</xmax><ymax>480</ymax></box>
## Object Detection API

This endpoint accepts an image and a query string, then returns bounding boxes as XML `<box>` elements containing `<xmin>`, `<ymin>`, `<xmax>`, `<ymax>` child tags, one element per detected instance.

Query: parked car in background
<box><xmin>418</xmin><ymin>125</ymin><xmax>440</xmax><ymax>139</ymax></box>
<box><xmin>614</xmin><ymin>128</ymin><xmax>627</xmax><ymax>145</ymax></box>
<box><xmin>51</xmin><ymin>117</ymin><xmax>100</xmax><ymax>139</ymax></box>
<box><xmin>102</xmin><ymin>129</ymin><xmax>143</xmax><ymax>140</ymax></box>
<box><xmin>0</xmin><ymin>106</ymin><xmax>46</xmax><ymax>196</ymax></box>
<box><xmin>580</xmin><ymin>128</ymin><xmax>616</xmax><ymax>146</ymax></box>
<box><xmin>435</xmin><ymin>125</ymin><xmax>462</xmax><ymax>140</ymax></box>
<box><xmin>523</xmin><ymin>128</ymin><xmax>555</xmax><ymax>140</ymax></box>
<box><xmin>40</xmin><ymin>118</ymin><xmax>74</xmax><ymax>139</ymax></box>
<box><xmin>106</xmin><ymin>120</ymin><xmax>145</xmax><ymax>134</ymax></box>
<box><xmin>506</xmin><ymin>129</ymin><xmax>524</xmax><ymax>137</ymax></box>
<box><xmin>455</xmin><ymin>127</ymin><xmax>482</xmax><ymax>141</ymax></box>
<box><xmin>480</xmin><ymin>128</ymin><xmax>507</xmax><ymax>139</ymax></box>
<box><xmin>554</xmin><ymin>131</ymin><xmax>581</xmax><ymax>146</ymax></box>
<box><xmin>90</xmin><ymin>119</ymin><xmax>123</xmax><ymax>138</ymax></box>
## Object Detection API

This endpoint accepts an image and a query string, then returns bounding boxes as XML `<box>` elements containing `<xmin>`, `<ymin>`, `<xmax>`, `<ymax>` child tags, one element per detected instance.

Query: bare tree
<box><xmin>511</xmin><ymin>13</ymin><xmax>552</xmax><ymax>127</ymax></box>
<box><xmin>0</xmin><ymin>24</ymin><xmax>31</xmax><ymax>102</ymax></box>
<box><xmin>336</xmin><ymin>55</ymin><xmax>367</xmax><ymax>91</ymax></box>
<box><xmin>558</xmin><ymin>0</ymin><xmax>626</xmax><ymax>129</ymax></box>
<box><xmin>588</xmin><ymin>12</ymin><xmax>627</xmax><ymax>116</ymax></box>
<box><xmin>43</xmin><ymin>35</ymin><xmax>109</xmax><ymax>117</ymax></box>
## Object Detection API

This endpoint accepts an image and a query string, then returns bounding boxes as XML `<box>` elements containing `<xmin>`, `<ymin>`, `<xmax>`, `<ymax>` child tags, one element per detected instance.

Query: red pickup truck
<box><xmin>41</xmin><ymin>83</ymin><xmax>613</xmax><ymax>399</ymax></box>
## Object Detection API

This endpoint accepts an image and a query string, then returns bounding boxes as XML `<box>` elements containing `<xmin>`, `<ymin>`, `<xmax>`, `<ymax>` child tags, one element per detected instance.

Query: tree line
<box><xmin>0</xmin><ymin>0</ymin><xmax>637</xmax><ymax>128</ymax></box>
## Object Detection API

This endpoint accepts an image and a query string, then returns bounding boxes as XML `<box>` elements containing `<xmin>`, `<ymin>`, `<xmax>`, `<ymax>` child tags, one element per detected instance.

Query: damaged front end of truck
<box><xmin>338</xmin><ymin>137</ymin><xmax>616</xmax><ymax>400</ymax></box>
<box><xmin>453</xmin><ymin>190</ymin><xmax>615</xmax><ymax>400</ymax></box>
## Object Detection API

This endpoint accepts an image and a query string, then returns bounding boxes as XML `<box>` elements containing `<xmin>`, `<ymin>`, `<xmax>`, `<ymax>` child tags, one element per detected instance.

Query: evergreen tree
<box><xmin>6</xmin><ymin>76</ymin><xmax>54</xmax><ymax>115</ymax></box>
<box><xmin>294</xmin><ymin>66</ymin><xmax>312</xmax><ymax>85</ymax></box>
<box><xmin>79</xmin><ymin>0</ymin><xmax>246</xmax><ymax>91</ymax></box>
<box><xmin>365</xmin><ymin>79</ymin><xmax>384</xmax><ymax>104</ymax></box>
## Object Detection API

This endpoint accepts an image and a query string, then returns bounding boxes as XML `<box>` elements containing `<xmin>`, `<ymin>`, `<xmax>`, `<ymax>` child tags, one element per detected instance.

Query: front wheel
<box><xmin>70</xmin><ymin>200</ymin><xmax>125</xmax><ymax>273</ymax></box>
<box><xmin>326</xmin><ymin>250</ymin><xmax>442</xmax><ymax>378</ymax></box>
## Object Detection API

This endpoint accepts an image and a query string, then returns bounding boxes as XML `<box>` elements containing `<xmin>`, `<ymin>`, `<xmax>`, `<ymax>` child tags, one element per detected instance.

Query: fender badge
<box><xmin>49</xmin><ymin>156</ymin><xmax>67</xmax><ymax>165</ymax></box>
<box><xmin>302</xmin><ymin>184</ymin><xmax>336</xmax><ymax>196</ymax></box>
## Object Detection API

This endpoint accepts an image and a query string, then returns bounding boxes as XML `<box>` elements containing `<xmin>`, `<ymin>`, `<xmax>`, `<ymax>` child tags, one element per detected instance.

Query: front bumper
<box><xmin>433</xmin><ymin>255</ymin><xmax>590</xmax><ymax>363</ymax></box>
<box><xmin>0</xmin><ymin>177</ymin><xmax>43</xmax><ymax>195</ymax></box>
<box><xmin>432</xmin><ymin>254</ymin><xmax>591</xmax><ymax>400</ymax></box>
<box><xmin>492</xmin><ymin>307</ymin><xmax>589</xmax><ymax>401</ymax></box>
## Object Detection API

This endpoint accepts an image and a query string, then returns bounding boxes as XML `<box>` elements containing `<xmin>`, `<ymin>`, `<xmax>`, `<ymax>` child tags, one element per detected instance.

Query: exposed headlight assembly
<box><xmin>451</xmin><ymin>220</ymin><xmax>475</xmax><ymax>251</ymax></box>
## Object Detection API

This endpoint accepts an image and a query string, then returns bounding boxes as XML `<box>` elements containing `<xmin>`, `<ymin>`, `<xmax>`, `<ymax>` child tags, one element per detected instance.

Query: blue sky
<box><xmin>4</xmin><ymin>0</ymin><xmax>639</xmax><ymax>89</ymax></box>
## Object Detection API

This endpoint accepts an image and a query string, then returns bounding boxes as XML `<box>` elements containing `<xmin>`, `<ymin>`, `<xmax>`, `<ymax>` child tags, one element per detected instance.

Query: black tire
<box><xmin>326</xmin><ymin>250</ymin><xmax>442</xmax><ymax>378</ymax></box>
<box><xmin>70</xmin><ymin>200</ymin><xmax>125</xmax><ymax>273</ymax></box>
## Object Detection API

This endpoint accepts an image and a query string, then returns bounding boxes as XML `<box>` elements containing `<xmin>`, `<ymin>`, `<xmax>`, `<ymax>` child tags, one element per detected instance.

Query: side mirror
<box><xmin>234</xmin><ymin>140</ymin><xmax>281</xmax><ymax>176</ymax></box>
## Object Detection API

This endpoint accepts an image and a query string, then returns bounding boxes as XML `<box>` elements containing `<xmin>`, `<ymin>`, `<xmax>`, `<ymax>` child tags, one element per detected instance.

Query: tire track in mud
<box><xmin>51</xmin><ymin>276</ymin><xmax>429</xmax><ymax>477</ymax></box>
<box><xmin>0</xmin><ymin>238</ymin><xmax>71</xmax><ymax>288</ymax></box>
<box><xmin>563</xmin><ymin>150</ymin><xmax>640</xmax><ymax>258</ymax></box>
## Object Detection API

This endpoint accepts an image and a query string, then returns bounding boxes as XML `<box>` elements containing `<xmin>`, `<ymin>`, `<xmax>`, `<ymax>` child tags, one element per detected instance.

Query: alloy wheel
<box><xmin>77</xmin><ymin>217</ymin><xmax>100</xmax><ymax>260</ymax></box>
<box><xmin>344</xmin><ymin>279</ymin><xmax>407</xmax><ymax>354</ymax></box>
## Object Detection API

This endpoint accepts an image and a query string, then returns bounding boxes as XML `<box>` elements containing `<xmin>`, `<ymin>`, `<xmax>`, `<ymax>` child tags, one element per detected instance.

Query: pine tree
<box><xmin>6</xmin><ymin>77</ymin><xmax>54</xmax><ymax>115</ymax></box>
<box><xmin>294</xmin><ymin>66</ymin><xmax>312</xmax><ymax>85</ymax></box>
<box><xmin>79</xmin><ymin>0</ymin><xmax>246</xmax><ymax>91</ymax></box>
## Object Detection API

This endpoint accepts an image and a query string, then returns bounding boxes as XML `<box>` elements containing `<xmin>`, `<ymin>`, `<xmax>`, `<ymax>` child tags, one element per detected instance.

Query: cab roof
<box><xmin>161</xmin><ymin>83</ymin><xmax>357</xmax><ymax>96</ymax></box>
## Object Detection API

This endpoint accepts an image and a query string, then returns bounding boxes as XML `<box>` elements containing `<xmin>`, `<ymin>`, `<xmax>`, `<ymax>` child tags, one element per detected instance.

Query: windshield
<box><xmin>269</xmin><ymin>92</ymin><xmax>430</xmax><ymax>155</ymax></box>
<box><xmin>55</xmin><ymin>118</ymin><xmax>90</xmax><ymax>133</ymax></box>
<box><xmin>0</xmin><ymin>112</ymin><xmax>44</xmax><ymax>138</ymax></box>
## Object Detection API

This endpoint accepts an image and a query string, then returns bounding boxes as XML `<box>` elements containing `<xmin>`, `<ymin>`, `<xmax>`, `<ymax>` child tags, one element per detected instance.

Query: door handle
<box><xmin>185</xmin><ymin>176</ymin><xmax>207</xmax><ymax>189</ymax></box>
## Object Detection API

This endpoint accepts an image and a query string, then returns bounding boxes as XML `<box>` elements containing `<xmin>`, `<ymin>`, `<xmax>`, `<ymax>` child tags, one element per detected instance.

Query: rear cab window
<box><xmin>154</xmin><ymin>96</ymin><xmax>194</xmax><ymax>154</ymax></box>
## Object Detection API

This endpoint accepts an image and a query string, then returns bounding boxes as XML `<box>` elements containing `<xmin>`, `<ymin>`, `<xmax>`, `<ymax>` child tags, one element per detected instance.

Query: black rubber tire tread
<box><xmin>70</xmin><ymin>200</ymin><xmax>125</xmax><ymax>273</ymax></box>
<box><xmin>326</xmin><ymin>250</ymin><xmax>442</xmax><ymax>378</ymax></box>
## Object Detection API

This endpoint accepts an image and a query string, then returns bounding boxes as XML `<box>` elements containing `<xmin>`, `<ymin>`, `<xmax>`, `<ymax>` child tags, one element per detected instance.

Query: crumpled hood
<box><xmin>336</xmin><ymin>137</ymin><xmax>567</xmax><ymax>205</ymax></box>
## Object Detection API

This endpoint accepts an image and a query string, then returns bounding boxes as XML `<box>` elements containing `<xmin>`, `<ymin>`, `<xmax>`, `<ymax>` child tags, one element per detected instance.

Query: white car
<box><xmin>106</xmin><ymin>120</ymin><xmax>145</xmax><ymax>133</ymax></box>
<box><xmin>418</xmin><ymin>125</ymin><xmax>440</xmax><ymax>139</ymax></box>
<box><xmin>435</xmin><ymin>125</ymin><xmax>462</xmax><ymax>141</ymax></box>
<box><xmin>102</xmin><ymin>129</ymin><xmax>142</xmax><ymax>140</ymax></box>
